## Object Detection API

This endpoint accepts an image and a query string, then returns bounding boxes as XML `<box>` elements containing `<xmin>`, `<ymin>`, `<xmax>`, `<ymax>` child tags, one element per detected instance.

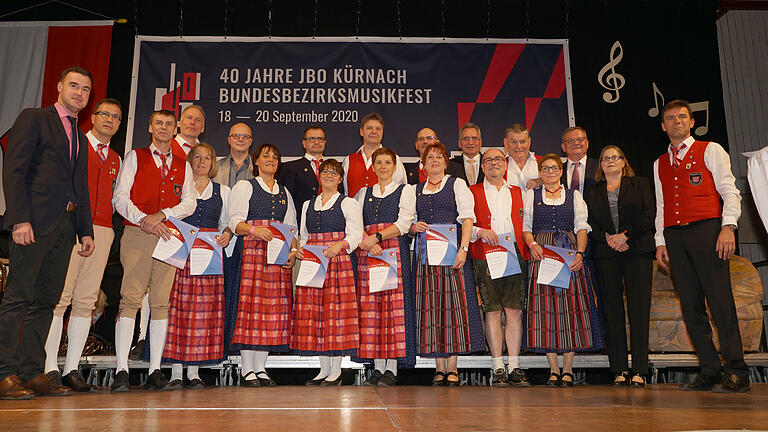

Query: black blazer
<box><xmin>404</xmin><ymin>162</ymin><xmax>421</xmax><ymax>185</ymax></box>
<box><xmin>3</xmin><ymin>105</ymin><xmax>93</xmax><ymax>239</ymax></box>
<box><xmin>583</xmin><ymin>176</ymin><xmax>656</xmax><ymax>259</ymax></box>
<box><xmin>448</xmin><ymin>154</ymin><xmax>484</xmax><ymax>185</ymax></box>
<box><xmin>278</xmin><ymin>157</ymin><xmax>321</xmax><ymax>225</ymax></box>
<box><xmin>561</xmin><ymin>157</ymin><xmax>598</xmax><ymax>191</ymax></box>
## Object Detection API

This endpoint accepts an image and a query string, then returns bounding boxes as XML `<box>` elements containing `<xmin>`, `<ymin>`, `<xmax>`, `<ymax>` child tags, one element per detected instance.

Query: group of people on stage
<box><xmin>0</xmin><ymin>66</ymin><xmax>751</xmax><ymax>400</ymax></box>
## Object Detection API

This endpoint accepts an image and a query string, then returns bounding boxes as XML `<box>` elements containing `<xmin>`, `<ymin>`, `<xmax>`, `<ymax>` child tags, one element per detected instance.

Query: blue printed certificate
<box><xmin>537</xmin><ymin>245</ymin><xmax>577</xmax><ymax>289</ymax></box>
<box><xmin>426</xmin><ymin>224</ymin><xmax>458</xmax><ymax>266</ymax></box>
<box><xmin>367</xmin><ymin>248</ymin><xmax>399</xmax><ymax>293</ymax></box>
<box><xmin>190</xmin><ymin>231</ymin><xmax>223</xmax><ymax>275</ymax></box>
<box><xmin>151</xmin><ymin>216</ymin><xmax>198</xmax><ymax>269</ymax></box>
<box><xmin>267</xmin><ymin>221</ymin><xmax>298</xmax><ymax>265</ymax></box>
<box><xmin>483</xmin><ymin>233</ymin><xmax>522</xmax><ymax>279</ymax></box>
<box><xmin>296</xmin><ymin>244</ymin><xmax>330</xmax><ymax>288</ymax></box>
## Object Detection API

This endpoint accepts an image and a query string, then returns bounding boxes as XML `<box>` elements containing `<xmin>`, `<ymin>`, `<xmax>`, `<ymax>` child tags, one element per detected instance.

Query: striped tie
<box><xmin>153</xmin><ymin>150</ymin><xmax>170</xmax><ymax>178</ymax></box>
<box><xmin>313</xmin><ymin>158</ymin><xmax>323</xmax><ymax>183</ymax></box>
<box><xmin>672</xmin><ymin>143</ymin><xmax>687</xmax><ymax>168</ymax></box>
<box><xmin>97</xmin><ymin>143</ymin><xmax>108</xmax><ymax>164</ymax></box>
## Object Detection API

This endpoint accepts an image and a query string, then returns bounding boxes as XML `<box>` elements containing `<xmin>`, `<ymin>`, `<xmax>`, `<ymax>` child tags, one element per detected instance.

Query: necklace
<box><xmin>545</xmin><ymin>185</ymin><xmax>562</xmax><ymax>194</ymax></box>
<box><xmin>427</xmin><ymin>178</ymin><xmax>442</xmax><ymax>186</ymax></box>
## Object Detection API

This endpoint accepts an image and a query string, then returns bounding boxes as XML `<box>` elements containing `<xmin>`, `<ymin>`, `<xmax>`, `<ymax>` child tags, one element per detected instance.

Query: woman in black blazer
<box><xmin>584</xmin><ymin>145</ymin><xmax>655</xmax><ymax>387</ymax></box>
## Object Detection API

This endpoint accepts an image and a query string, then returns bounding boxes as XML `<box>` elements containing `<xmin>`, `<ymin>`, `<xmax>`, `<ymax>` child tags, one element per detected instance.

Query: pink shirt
<box><xmin>54</xmin><ymin>102</ymin><xmax>79</xmax><ymax>159</ymax></box>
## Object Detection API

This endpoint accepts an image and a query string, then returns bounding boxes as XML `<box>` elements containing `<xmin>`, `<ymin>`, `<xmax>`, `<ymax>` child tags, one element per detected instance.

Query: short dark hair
<box><xmin>93</xmin><ymin>98</ymin><xmax>122</xmax><ymax>114</ymax></box>
<box><xmin>360</xmin><ymin>112</ymin><xmax>384</xmax><ymax>129</ymax></box>
<box><xmin>303</xmin><ymin>124</ymin><xmax>325</xmax><ymax>137</ymax></box>
<box><xmin>538</xmin><ymin>153</ymin><xmax>564</xmax><ymax>171</ymax></box>
<box><xmin>251</xmin><ymin>143</ymin><xmax>282</xmax><ymax>176</ymax></box>
<box><xmin>459</xmin><ymin>122</ymin><xmax>482</xmax><ymax>139</ymax></box>
<box><xmin>561</xmin><ymin>126</ymin><xmax>587</xmax><ymax>142</ymax></box>
<box><xmin>319</xmin><ymin>158</ymin><xmax>344</xmax><ymax>179</ymax></box>
<box><xmin>150</xmin><ymin>109</ymin><xmax>177</xmax><ymax>125</ymax></box>
<box><xmin>421</xmin><ymin>141</ymin><xmax>450</xmax><ymax>166</ymax></box>
<box><xmin>372</xmin><ymin>147</ymin><xmax>396</xmax><ymax>165</ymax></box>
<box><xmin>59</xmin><ymin>66</ymin><xmax>92</xmax><ymax>83</ymax></box>
<box><xmin>661</xmin><ymin>99</ymin><xmax>692</xmax><ymax>118</ymax></box>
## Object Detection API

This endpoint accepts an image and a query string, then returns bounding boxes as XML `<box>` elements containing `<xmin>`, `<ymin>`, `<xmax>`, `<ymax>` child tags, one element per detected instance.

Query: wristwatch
<box><xmin>375</xmin><ymin>232</ymin><xmax>383</xmax><ymax>242</ymax></box>
<box><xmin>461</xmin><ymin>245</ymin><xmax>469</xmax><ymax>252</ymax></box>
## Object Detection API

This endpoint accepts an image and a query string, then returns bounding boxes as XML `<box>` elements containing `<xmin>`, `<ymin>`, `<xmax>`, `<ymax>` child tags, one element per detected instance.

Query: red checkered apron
<box><xmin>231</xmin><ymin>220</ymin><xmax>293</xmax><ymax>347</ymax></box>
<box><xmin>163</xmin><ymin>228</ymin><xmax>225</xmax><ymax>363</ymax></box>
<box><xmin>355</xmin><ymin>223</ymin><xmax>406</xmax><ymax>359</ymax></box>
<box><xmin>290</xmin><ymin>231</ymin><xmax>359</xmax><ymax>353</ymax></box>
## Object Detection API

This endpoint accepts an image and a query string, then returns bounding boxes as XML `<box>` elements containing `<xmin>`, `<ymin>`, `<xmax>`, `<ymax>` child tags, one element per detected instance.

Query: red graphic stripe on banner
<box><xmin>457</xmin><ymin>102</ymin><xmax>477</xmax><ymax>131</ymax></box>
<box><xmin>476</xmin><ymin>44</ymin><xmax>525</xmax><ymax>103</ymax></box>
<box><xmin>543</xmin><ymin>47</ymin><xmax>566</xmax><ymax>99</ymax></box>
<box><xmin>525</xmin><ymin>98</ymin><xmax>543</xmax><ymax>131</ymax></box>
<box><xmin>41</xmin><ymin>25</ymin><xmax>113</xmax><ymax>131</ymax></box>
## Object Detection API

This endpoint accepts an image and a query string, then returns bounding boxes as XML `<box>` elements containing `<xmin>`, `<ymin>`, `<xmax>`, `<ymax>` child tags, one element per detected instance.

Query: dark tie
<box><xmin>97</xmin><ymin>143</ymin><xmax>108</xmax><ymax>163</ymax></box>
<box><xmin>66</xmin><ymin>116</ymin><xmax>78</xmax><ymax>169</ymax></box>
<box><xmin>153</xmin><ymin>150</ymin><xmax>170</xmax><ymax>178</ymax></box>
<box><xmin>570</xmin><ymin>161</ymin><xmax>581</xmax><ymax>191</ymax></box>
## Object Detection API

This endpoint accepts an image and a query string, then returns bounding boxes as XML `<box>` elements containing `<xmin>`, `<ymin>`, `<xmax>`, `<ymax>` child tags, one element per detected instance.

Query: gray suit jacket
<box><xmin>213</xmin><ymin>155</ymin><xmax>254</xmax><ymax>188</ymax></box>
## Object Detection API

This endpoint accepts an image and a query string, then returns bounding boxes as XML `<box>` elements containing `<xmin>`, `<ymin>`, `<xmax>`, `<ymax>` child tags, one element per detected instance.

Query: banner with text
<box><xmin>128</xmin><ymin>37</ymin><xmax>573</xmax><ymax>159</ymax></box>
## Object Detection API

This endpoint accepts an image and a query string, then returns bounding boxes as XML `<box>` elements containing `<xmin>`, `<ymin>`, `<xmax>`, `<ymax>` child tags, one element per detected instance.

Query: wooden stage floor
<box><xmin>2</xmin><ymin>384</ymin><xmax>767</xmax><ymax>431</ymax></box>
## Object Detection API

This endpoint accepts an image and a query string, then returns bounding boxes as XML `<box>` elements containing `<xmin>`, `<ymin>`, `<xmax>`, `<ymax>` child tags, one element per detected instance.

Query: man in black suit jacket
<box><xmin>0</xmin><ymin>67</ymin><xmax>95</xmax><ymax>400</ymax></box>
<box><xmin>560</xmin><ymin>126</ymin><xmax>598</xmax><ymax>194</ymax></box>
<box><xmin>448</xmin><ymin>122</ymin><xmax>484</xmax><ymax>185</ymax></box>
<box><xmin>405</xmin><ymin>127</ymin><xmax>438</xmax><ymax>185</ymax></box>
<box><xmin>278</xmin><ymin>125</ymin><xmax>327</xmax><ymax>225</ymax></box>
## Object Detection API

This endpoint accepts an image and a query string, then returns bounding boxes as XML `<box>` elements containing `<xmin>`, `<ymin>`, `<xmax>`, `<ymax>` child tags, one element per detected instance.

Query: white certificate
<box><xmin>367</xmin><ymin>248</ymin><xmax>398</xmax><ymax>293</ymax></box>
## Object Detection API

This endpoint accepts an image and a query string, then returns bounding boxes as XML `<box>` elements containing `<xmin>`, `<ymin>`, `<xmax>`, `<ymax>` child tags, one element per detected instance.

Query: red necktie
<box><xmin>312</xmin><ymin>158</ymin><xmax>323</xmax><ymax>183</ymax></box>
<box><xmin>153</xmin><ymin>150</ymin><xmax>170</xmax><ymax>178</ymax></box>
<box><xmin>570</xmin><ymin>161</ymin><xmax>581</xmax><ymax>191</ymax></box>
<box><xmin>183</xmin><ymin>142</ymin><xmax>193</xmax><ymax>152</ymax></box>
<box><xmin>419</xmin><ymin>164</ymin><xmax>427</xmax><ymax>182</ymax></box>
<box><xmin>97</xmin><ymin>143</ymin><xmax>108</xmax><ymax>164</ymax></box>
<box><xmin>672</xmin><ymin>143</ymin><xmax>687</xmax><ymax>168</ymax></box>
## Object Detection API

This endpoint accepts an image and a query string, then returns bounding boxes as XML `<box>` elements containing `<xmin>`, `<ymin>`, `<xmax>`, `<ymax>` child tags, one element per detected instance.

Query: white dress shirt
<box><xmin>418</xmin><ymin>175</ymin><xmax>476</xmax><ymax>223</ymax></box>
<box><xmin>470</xmin><ymin>180</ymin><xmax>518</xmax><ymax>241</ymax></box>
<box><xmin>299</xmin><ymin>192</ymin><xmax>363</xmax><ymax>251</ymax></box>
<box><xmin>565</xmin><ymin>155</ymin><xmax>588</xmax><ymax>194</ymax></box>
<box><xmin>342</xmin><ymin>145</ymin><xmax>407</xmax><ymax>193</ymax></box>
<box><xmin>653</xmin><ymin>136</ymin><xmax>741</xmax><ymax>247</ymax></box>
<box><xmin>747</xmin><ymin>145</ymin><xmax>768</xmax><ymax>234</ymax></box>
<box><xmin>113</xmin><ymin>144</ymin><xmax>196</xmax><ymax>225</ymax></box>
<box><xmin>174</xmin><ymin>135</ymin><xmax>197</xmax><ymax>155</ymax></box>
<box><xmin>505</xmin><ymin>152</ymin><xmax>539</xmax><ymax>191</ymax></box>
<box><xmin>523</xmin><ymin>186</ymin><xmax>591</xmax><ymax>233</ymax></box>
<box><xmin>228</xmin><ymin>177</ymin><xmax>297</xmax><ymax>231</ymax></box>
<box><xmin>304</xmin><ymin>153</ymin><xmax>323</xmax><ymax>175</ymax></box>
<box><xmin>354</xmin><ymin>182</ymin><xmax>417</xmax><ymax>235</ymax></box>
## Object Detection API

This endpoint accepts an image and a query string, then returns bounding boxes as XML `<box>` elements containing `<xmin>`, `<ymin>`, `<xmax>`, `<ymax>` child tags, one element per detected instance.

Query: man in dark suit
<box><xmin>560</xmin><ymin>126</ymin><xmax>598</xmax><ymax>194</ymax></box>
<box><xmin>0</xmin><ymin>67</ymin><xmax>95</xmax><ymax>400</ymax></box>
<box><xmin>278</xmin><ymin>125</ymin><xmax>327</xmax><ymax>225</ymax></box>
<box><xmin>448</xmin><ymin>122</ymin><xmax>484</xmax><ymax>185</ymax></box>
<box><xmin>405</xmin><ymin>127</ymin><xmax>438</xmax><ymax>185</ymax></box>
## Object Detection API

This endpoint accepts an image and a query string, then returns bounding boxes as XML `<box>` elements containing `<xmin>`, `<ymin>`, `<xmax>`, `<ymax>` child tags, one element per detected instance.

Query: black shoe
<box><xmin>62</xmin><ymin>371</ymin><xmax>93</xmax><ymax>392</ymax></box>
<box><xmin>445</xmin><ymin>371</ymin><xmax>460</xmax><ymax>387</ymax></box>
<box><xmin>145</xmin><ymin>370</ymin><xmax>172</xmax><ymax>391</ymax></box>
<box><xmin>363</xmin><ymin>369</ymin><xmax>383</xmax><ymax>386</ymax></box>
<box><xmin>630</xmin><ymin>373</ymin><xmax>646</xmax><ymax>388</ymax></box>
<box><xmin>508</xmin><ymin>368</ymin><xmax>531</xmax><ymax>387</ymax></box>
<box><xmin>319</xmin><ymin>376</ymin><xmax>342</xmax><ymax>386</ymax></box>
<box><xmin>612</xmin><ymin>370</ymin><xmax>630</xmax><ymax>387</ymax></box>
<box><xmin>545</xmin><ymin>372</ymin><xmax>561</xmax><ymax>387</ymax></box>
<box><xmin>111</xmin><ymin>370</ymin><xmax>130</xmax><ymax>392</ymax></box>
<box><xmin>712</xmin><ymin>373</ymin><xmax>750</xmax><ymax>393</ymax></box>
<box><xmin>128</xmin><ymin>340</ymin><xmax>146</xmax><ymax>361</ymax></box>
<box><xmin>46</xmin><ymin>370</ymin><xmax>63</xmax><ymax>387</ymax></box>
<box><xmin>305</xmin><ymin>377</ymin><xmax>325</xmax><ymax>386</ymax></box>
<box><xmin>432</xmin><ymin>371</ymin><xmax>446</xmax><ymax>386</ymax></box>
<box><xmin>377</xmin><ymin>370</ymin><xmax>397</xmax><ymax>387</ymax></box>
<box><xmin>240</xmin><ymin>371</ymin><xmax>261</xmax><ymax>387</ymax></box>
<box><xmin>492</xmin><ymin>368</ymin><xmax>509</xmax><ymax>387</ymax></box>
<box><xmin>255</xmin><ymin>371</ymin><xmax>276</xmax><ymax>387</ymax></box>
<box><xmin>168</xmin><ymin>379</ymin><xmax>184</xmax><ymax>390</ymax></box>
<box><xmin>559</xmin><ymin>372</ymin><xmax>574</xmax><ymax>388</ymax></box>
<box><xmin>188</xmin><ymin>378</ymin><xmax>205</xmax><ymax>389</ymax></box>
<box><xmin>679</xmin><ymin>373</ymin><xmax>720</xmax><ymax>391</ymax></box>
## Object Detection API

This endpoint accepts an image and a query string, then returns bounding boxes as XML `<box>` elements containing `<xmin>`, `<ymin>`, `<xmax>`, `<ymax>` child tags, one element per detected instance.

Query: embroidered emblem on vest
<box><xmin>174</xmin><ymin>183</ymin><xmax>182</xmax><ymax>196</ymax></box>
<box><xmin>689</xmin><ymin>172</ymin><xmax>702</xmax><ymax>186</ymax></box>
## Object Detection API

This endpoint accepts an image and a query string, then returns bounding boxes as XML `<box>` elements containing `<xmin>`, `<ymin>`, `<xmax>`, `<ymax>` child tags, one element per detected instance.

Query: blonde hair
<box><xmin>187</xmin><ymin>142</ymin><xmax>218</xmax><ymax>178</ymax></box>
<box><xmin>594</xmin><ymin>145</ymin><xmax>635</xmax><ymax>181</ymax></box>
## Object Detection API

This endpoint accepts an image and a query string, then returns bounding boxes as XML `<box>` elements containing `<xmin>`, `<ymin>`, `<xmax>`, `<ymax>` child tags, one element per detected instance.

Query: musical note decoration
<box><xmin>597</xmin><ymin>41</ymin><xmax>625</xmax><ymax>103</ymax></box>
<box><xmin>647</xmin><ymin>82</ymin><xmax>710</xmax><ymax>136</ymax></box>
<box><xmin>648</xmin><ymin>82</ymin><xmax>664</xmax><ymax>117</ymax></box>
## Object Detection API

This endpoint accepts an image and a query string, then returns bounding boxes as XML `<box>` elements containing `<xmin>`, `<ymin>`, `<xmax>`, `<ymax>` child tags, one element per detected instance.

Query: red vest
<box><xmin>171</xmin><ymin>136</ymin><xmax>191</xmax><ymax>160</ymax></box>
<box><xmin>657</xmin><ymin>140</ymin><xmax>722</xmax><ymax>228</ymax></box>
<box><xmin>346</xmin><ymin>151</ymin><xmax>376</xmax><ymax>197</ymax></box>
<box><xmin>87</xmin><ymin>144</ymin><xmax>120</xmax><ymax>228</ymax></box>
<box><xmin>126</xmin><ymin>147</ymin><xmax>187</xmax><ymax>227</ymax></box>
<box><xmin>469</xmin><ymin>182</ymin><xmax>529</xmax><ymax>261</ymax></box>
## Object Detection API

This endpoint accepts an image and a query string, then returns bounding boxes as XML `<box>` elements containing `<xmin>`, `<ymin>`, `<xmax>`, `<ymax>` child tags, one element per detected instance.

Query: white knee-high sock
<box><xmin>138</xmin><ymin>294</ymin><xmax>150</xmax><ymax>341</ymax></box>
<box><xmin>508</xmin><ymin>355</ymin><xmax>520</xmax><ymax>373</ymax></box>
<box><xmin>63</xmin><ymin>317</ymin><xmax>91</xmax><ymax>375</ymax></box>
<box><xmin>241</xmin><ymin>350</ymin><xmax>256</xmax><ymax>379</ymax></box>
<box><xmin>187</xmin><ymin>366</ymin><xmax>200</xmax><ymax>381</ymax></box>
<box><xmin>44</xmin><ymin>315</ymin><xmax>64</xmax><ymax>373</ymax></box>
<box><xmin>115</xmin><ymin>317</ymin><xmax>135</xmax><ymax>372</ymax></box>
<box><xmin>326</xmin><ymin>356</ymin><xmax>342</xmax><ymax>381</ymax></box>
<box><xmin>374</xmin><ymin>359</ymin><xmax>386</xmax><ymax>373</ymax></box>
<box><xmin>148</xmin><ymin>319</ymin><xmax>168</xmax><ymax>373</ymax></box>
<box><xmin>171</xmin><ymin>363</ymin><xmax>183</xmax><ymax>381</ymax></box>
<box><xmin>313</xmin><ymin>356</ymin><xmax>330</xmax><ymax>380</ymax></box>
<box><xmin>254</xmin><ymin>351</ymin><xmax>268</xmax><ymax>373</ymax></box>
<box><xmin>385</xmin><ymin>359</ymin><xmax>398</xmax><ymax>376</ymax></box>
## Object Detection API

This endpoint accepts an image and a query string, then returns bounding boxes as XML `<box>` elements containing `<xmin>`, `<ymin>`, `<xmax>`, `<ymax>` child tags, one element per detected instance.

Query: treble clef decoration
<box><xmin>597</xmin><ymin>41</ymin><xmax>625</xmax><ymax>103</ymax></box>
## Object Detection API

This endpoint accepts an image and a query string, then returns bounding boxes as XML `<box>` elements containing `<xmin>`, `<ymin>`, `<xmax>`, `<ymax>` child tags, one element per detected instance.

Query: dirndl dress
<box><xmin>414</xmin><ymin>177</ymin><xmax>485</xmax><ymax>357</ymax></box>
<box><xmin>290</xmin><ymin>195</ymin><xmax>359</xmax><ymax>355</ymax></box>
<box><xmin>354</xmin><ymin>185</ymin><xmax>417</xmax><ymax>368</ymax></box>
<box><xmin>526</xmin><ymin>187</ymin><xmax>604</xmax><ymax>353</ymax></box>
<box><xmin>162</xmin><ymin>182</ymin><xmax>226</xmax><ymax>365</ymax></box>
<box><xmin>227</xmin><ymin>180</ymin><xmax>293</xmax><ymax>353</ymax></box>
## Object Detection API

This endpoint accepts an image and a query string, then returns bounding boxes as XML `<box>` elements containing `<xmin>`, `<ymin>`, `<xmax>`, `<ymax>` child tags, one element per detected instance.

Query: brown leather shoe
<box><xmin>21</xmin><ymin>373</ymin><xmax>72</xmax><ymax>396</ymax></box>
<box><xmin>0</xmin><ymin>375</ymin><xmax>35</xmax><ymax>400</ymax></box>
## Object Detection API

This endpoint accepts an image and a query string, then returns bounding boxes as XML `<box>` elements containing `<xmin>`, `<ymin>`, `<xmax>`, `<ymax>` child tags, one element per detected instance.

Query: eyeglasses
<box><xmin>229</xmin><ymin>133</ymin><xmax>252</xmax><ymax>140</ymax></box>
<box><xmin>600</xmin><ymin>155</ymin><xmax>624</xmax><ymax>163</ymax></box>
<box><xmin>540</xmin><ymin>165</ymin><xmax>562</xmax><ymax>173</ymax></box>
<box><xmin>304</xmin><ymin>136</ymin><xmax>326</xmax><ymax>142</ymax></box>
<box><xmin>482</xmin><ymin>156</ymin><xmax>506</xmax><ymax>165</ymax></box>
<box><xmin>95</xmin><ymin>111</ymin><xmax>121</xmax><ymax>121</ymax></box>
<box><xmin>563</xmin><ymin>137</ymin><xmax>587</xmax><ymax>145</ymax></box>
<box><xmin>506</xmin><ymin>139</ymin><xmax>528</xmax><ymax>146</ymax></box>
<box><xmin>416</xmin><ymin>135</ymin><xmax>435</xmax><ymax>142</ymax></box>
<box><xmin>460</xmin><ymin>136</ymin><xmax>481</xmax><ymax>143</ymax></box>
<box><xmin>320</xmin><ymin>169</ymin><xmax>340</xmax><ymax>176</ymax></box>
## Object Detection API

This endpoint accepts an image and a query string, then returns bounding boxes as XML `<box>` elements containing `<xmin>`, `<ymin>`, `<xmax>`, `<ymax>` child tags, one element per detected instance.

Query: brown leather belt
<box><xmin>66</xmin><ymin>202</ymin><xmax>77</xmax><ymax>212</ymax></box>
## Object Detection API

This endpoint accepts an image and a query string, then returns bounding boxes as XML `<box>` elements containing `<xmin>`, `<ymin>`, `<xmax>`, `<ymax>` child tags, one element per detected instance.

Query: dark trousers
<box><xmin>0</xmin><ymin>213</ymin><xmax>75</xmax><ymax>381</ymax></box>
<box><xmin>664</xmin><ymin>218</ymin><xmax>748</xmax><ymax>377</ymax></box>
<box><xmin>594</xmin><ymin>253</ymin><xmax>653</xmax><ymax>375</ymax></box>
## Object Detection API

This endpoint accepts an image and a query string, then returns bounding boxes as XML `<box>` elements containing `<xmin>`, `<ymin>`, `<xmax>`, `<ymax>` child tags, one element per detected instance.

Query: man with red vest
<box><xmin>503</xmin><ymin>123</ymin><xmax>541</xmax><ymax>191</ymax></box>
<box><xmin>171</xmin><ymin>104</ymin><xmax>205</xmax><ymax>158</ymax></box>
<box><xmin>654</xmin><ymin>99</ymin><xmax>748</xmax><ymax>393</ymax></box>
<box><xmin>342</xmin><ymin>112</ymin><xmax>406</xmax><ymax>197</ymax></box>
<box><xmin>111</xmin><ymin>110</ymin><xmax>196</xmax><ymax>392</ymax></box>
<box><xmin>405</xmin><ymin>127</ymin><xmax>438</xmax><ymax>185</ymax></box>
<box><xmin>42</xmin><ymin>98</ymin><xmax>123</xmax><ymax>393</ymax></box>
<box><xmin>469</xmin><ymin>148</ymin><xmax>530</xmax><ymax>387</ymax></box>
